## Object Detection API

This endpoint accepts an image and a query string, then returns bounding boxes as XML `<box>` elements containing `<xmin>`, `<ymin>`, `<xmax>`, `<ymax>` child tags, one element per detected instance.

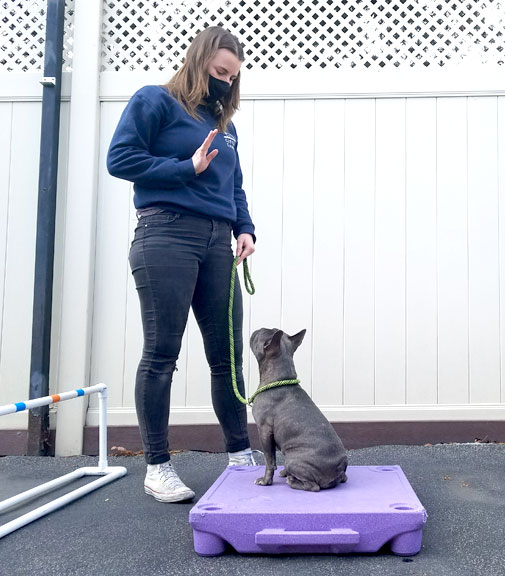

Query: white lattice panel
<box><xmin>102</xmin><ymin>0</ymin><xmax>505</xmax><ymax>72</ymax></box>
<box><xmin>2</xmin><ymin>1</ymin><xmax>503</xmax><ymax>73</ymax></box>
<box><xmin>0</xmin><ymin>0</ymin><xmax>74</xmax><ymax>72</ymax></box>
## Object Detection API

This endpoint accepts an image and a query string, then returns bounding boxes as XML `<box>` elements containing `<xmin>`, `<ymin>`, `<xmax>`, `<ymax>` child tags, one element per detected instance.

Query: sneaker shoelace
<box><xmin>229</xmin><ymin>449</ymin><xmax>263</xmax><ymax>466</ymax></box>
<box><xmin>159</xmin><ymin>462</ymin><xmax>187</xmax><ymax>490</ymax></box>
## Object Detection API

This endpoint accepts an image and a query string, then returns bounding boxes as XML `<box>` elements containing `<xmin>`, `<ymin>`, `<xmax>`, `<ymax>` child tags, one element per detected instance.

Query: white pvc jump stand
<box><xmin>0</xmin><ymin>384</ymin><xmax>127</xmax><ymax>539</ymax></box>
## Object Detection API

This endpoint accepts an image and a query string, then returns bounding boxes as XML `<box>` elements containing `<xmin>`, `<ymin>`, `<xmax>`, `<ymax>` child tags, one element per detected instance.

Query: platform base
<box><xmin>189</xmin><ymin>465</ymin><xmax>427</xmax><ymax>556</ymax></box>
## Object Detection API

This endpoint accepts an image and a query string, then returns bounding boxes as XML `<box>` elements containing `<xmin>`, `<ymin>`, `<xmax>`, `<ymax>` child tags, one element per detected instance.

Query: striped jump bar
<box><xmin>0</xmin><ymin>384</ymin><xmax>106</xmax><ymax>417</ymax></box>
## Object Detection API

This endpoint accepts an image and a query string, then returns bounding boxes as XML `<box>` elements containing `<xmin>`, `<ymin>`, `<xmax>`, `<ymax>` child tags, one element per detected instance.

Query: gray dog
<box><xmin>250</xmin><ymin>328</ymin><xmax>348</xmax><ymax>492</ymax></box>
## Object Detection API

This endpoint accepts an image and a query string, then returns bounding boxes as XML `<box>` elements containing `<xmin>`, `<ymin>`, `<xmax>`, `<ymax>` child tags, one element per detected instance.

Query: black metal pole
<box><xmin>27</xmin><ymin>0</ymin><xmax>66</xmax><ymax>456</ymax></box>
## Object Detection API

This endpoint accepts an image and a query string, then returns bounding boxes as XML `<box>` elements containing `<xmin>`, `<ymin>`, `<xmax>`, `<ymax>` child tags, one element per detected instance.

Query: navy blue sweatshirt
<box><xmin>107</xmin><ymin>85</ymin><xmax>255</xmax><ymax>239</ymax></box>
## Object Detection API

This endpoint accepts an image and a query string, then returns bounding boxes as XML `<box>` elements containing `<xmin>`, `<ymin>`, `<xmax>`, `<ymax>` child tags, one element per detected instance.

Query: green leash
<box><xmin>229</xmin><ymin>257</ymin><xmax>300</xmax><ymax>406</ymax></box>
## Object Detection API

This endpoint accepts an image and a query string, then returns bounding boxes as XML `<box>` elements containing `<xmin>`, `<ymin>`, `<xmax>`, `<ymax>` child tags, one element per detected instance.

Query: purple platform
<box><xmin>189</xmin><ymin>465</ymin><xmax>427</xmax><ymax>556</ymax></box>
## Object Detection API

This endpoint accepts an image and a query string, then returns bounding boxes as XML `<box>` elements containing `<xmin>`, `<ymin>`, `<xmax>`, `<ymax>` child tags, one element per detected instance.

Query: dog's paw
<box><xmin>255</xmin><ymin>477</ymin><xmax>272</xmax><ymax>486</ymax></box>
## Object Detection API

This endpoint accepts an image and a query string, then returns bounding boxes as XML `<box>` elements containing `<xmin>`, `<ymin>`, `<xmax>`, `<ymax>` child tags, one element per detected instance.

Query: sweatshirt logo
<box><xmin>223</xmin><ymin>132</ymin><xmax>236</xmax><ymax>149</ymax></box>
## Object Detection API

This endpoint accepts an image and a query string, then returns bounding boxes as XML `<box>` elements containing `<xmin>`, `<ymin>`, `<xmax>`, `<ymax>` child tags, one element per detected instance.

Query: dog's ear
<box><xmin>264</xmin><ymin>329</ymin><xmax>284</xmax><ymax>356</ymax></box>
<box><xmin>288</xmin><ymin>329</ymin><xmax>306</xmax><ymax>353</ymax></box>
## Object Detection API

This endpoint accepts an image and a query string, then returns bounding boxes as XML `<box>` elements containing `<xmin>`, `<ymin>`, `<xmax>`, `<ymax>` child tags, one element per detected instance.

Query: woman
<box><xmin>107</xmin><ymin>26</ymin><xmax>256</xmax><ymax>503</ymax></box>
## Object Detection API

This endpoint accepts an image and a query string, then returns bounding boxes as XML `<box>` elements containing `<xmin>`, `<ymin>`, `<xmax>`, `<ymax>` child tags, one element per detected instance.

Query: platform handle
<box><xmin>255</xmin><ymin>528</ymin><xmax>360</xmax><ymax>546</ymax></box>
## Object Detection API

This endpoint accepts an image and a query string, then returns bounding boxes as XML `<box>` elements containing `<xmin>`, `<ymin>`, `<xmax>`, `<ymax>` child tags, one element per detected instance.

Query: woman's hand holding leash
<box><xmin>236</xmin><ymin>234</ymin><xmax>255</xmax><ymax>265</ymax></box>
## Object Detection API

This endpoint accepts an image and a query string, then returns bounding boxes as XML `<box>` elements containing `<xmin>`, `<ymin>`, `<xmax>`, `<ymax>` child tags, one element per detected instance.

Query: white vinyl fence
<box><xmin>0</xmin><ymin>0</ymin><xmax>504</xmax><ymax>454</ymax></box>
<box><xmin>88</xmin><ymin>92</ymin><xmax>505</xmax><ymax>429</ymax></box>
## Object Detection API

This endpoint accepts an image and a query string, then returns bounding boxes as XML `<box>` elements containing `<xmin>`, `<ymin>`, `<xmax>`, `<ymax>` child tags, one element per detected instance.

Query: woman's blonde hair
<box><xmin>166</xmin><ymin>26</ymin><xmax>244</xmax><ymax>132</ymax></box>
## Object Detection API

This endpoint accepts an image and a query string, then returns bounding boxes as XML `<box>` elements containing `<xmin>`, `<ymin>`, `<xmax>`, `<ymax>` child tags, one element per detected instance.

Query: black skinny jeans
<box><xmin>129</xmin><ymin>211</ymin><xmax>250</xmax><ymax>465</ymax></box>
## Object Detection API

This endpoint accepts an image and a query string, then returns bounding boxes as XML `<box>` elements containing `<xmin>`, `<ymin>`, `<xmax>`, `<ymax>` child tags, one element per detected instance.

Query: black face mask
<box><xmin>207</xmin><ymin>74</ymin><xmax>231</xmax><ymax>102</ymax></box>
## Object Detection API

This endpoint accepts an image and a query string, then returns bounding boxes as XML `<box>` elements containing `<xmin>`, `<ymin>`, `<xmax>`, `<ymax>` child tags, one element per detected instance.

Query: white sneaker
<box><xmin>144</xmin><ymin>461</ymin><xmax>195</xmax><ymax>503</ymax></box>
<box><xmin>227</xmin><ymin>448</ymin><xmax>260</xmax><ymax>466</ymax></box>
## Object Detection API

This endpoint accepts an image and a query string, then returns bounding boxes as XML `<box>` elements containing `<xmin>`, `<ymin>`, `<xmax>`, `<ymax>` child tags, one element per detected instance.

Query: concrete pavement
<box><xmin>1</xmin><ymin>443</ymin><xmax>504</xmax><ymax>576</ymax></box>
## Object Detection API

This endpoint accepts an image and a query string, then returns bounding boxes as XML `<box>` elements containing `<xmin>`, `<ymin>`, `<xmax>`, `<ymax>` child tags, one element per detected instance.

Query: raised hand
<box><xmin>192</xmin><ymin>129</ymin><xmax>219</xmax><ymax>174</ymax></box>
